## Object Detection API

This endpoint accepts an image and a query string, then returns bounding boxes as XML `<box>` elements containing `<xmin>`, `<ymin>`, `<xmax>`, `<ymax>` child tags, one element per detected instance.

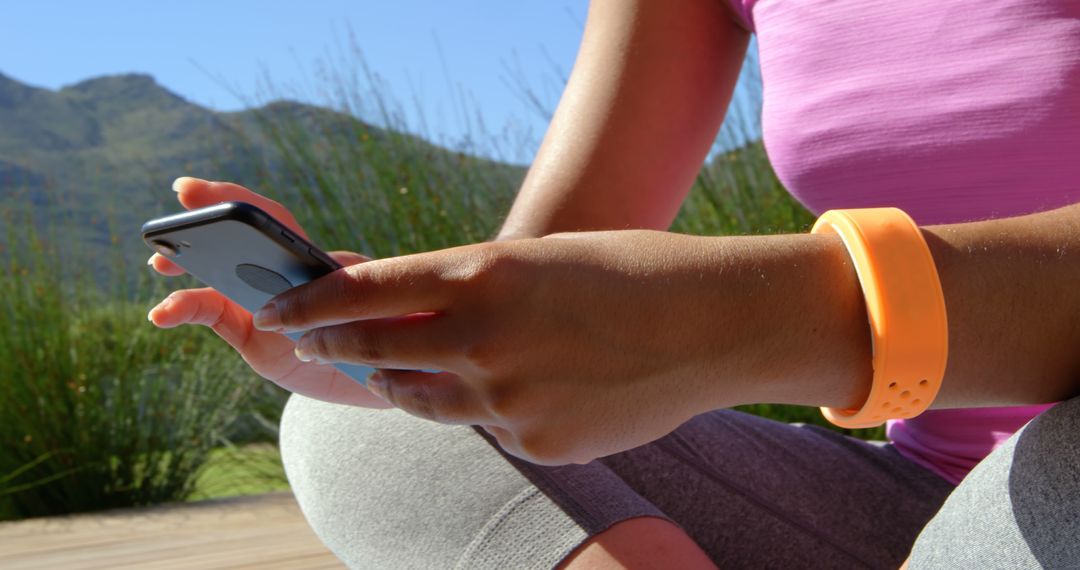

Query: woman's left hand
<box><xmin>251</xmin><ymin>229</ymin><xmax>864</xmax><ymax>465</ymax></box>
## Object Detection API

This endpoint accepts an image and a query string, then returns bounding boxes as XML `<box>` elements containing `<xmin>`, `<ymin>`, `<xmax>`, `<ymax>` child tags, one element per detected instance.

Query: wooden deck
<box><xmin>0</xmin><ymin>492</ymin><xmax>344</xmax><ymax>569</ymax></box>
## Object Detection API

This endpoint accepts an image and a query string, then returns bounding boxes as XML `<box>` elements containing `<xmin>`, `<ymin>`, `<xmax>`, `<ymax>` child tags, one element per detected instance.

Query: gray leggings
<box><xmin>909</xmin><ymin>395</ymin><xmax>1080</xmax><ymax>569</ymax></box>
<box><xmin>281</xmin><ymin>400</ymin><xmax>965</xmax><ymax>568</ymax></box>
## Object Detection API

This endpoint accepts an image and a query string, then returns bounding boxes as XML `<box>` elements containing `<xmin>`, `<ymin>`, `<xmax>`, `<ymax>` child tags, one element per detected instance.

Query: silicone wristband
<box><xmin>811</xmin><ymin>208</ymin><xmax>948</xmax><ymax>429</ymax></box>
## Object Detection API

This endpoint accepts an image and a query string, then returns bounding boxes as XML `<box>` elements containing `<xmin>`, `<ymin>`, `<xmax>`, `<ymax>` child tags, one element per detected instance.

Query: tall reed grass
<box><xmin>0</xmin><ymin>219</ymin><xmax>263</xmax><ymax>520</ymax></box>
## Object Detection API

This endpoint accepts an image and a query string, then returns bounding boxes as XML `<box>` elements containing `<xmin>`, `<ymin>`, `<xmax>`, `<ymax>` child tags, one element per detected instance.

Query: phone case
<box><xmin>142</xmin><ymin>201</ymin><xmax>373</xmax><ymax>385</ymax></box>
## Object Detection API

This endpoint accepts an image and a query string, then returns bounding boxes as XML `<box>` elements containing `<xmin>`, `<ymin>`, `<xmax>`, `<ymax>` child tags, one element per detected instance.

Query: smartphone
<box><xmin>141</xmin><ymin>201</ymin><xmax>373</xmax><ymax>385</ymax></box>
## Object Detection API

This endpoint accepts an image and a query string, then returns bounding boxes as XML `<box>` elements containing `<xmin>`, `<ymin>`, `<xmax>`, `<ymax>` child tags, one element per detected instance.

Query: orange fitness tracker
<box><xmin>811</xmin><ymin>208</ymin><xmax>948</xmax><ymax>429</ymax></box>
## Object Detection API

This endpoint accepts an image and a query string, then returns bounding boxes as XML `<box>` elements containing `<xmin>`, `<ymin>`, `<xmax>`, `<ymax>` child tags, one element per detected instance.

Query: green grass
<box><xmin>189</xmin><ymin>445</ymin><xmax>289</xmax><ymax>502</ymax></box>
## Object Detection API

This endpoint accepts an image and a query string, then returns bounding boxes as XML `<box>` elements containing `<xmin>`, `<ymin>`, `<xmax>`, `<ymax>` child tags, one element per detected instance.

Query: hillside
<box><xmin>2</xmin><ymin>73</ymin><xmax>231</xmax><ymax>221</ymax></box>
<box><xmin>0</xmin><ymin>72</ymin><xmax>525</xmax><ymax>272</ymax></box>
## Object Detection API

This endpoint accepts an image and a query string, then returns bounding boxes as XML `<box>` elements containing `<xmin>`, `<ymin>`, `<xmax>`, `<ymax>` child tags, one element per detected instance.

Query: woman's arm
<box><xmin>507</xmin><ymin>199</ymin><xmax>1080</xmax><ymax>419</ymax></box>
<box><xmin>498</xmin><ymin>0</ymin><xmax>750</xmax><ymax>239</ymax></box>
<box><xmin>256</xmin><ymin>201</ymin><xmax>1080</xmax><ymax>464</ymax></box>
<box><xmin>752</xmin><ymin>201</ymin><xmax>1080</xmax><ymax>412</ymax></box>
<box><xmin>921</xmin><ymin>202</ymin><xmax>1080</xmax><ymax>408</ymax></box>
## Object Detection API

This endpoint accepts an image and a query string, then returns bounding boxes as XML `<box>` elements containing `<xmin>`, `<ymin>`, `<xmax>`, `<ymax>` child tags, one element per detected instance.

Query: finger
<box><xmin>304</xmin><ymin>368</ymin><xmax>395</xmax><ymax>409</ymax></box>
<box><xmin>149</xmin><ymin>288</ymin><xmax>304</xmax><ymax>376</ymax></box>
<box><xmin>148</xmin><ymin>288</ymin><xmax>386</xmax><ymax>408</ymax></box>
<box><xmin>149</xmin><ymin>253</ymin><xmax>187</xmax><ymax>276</ymax></box>
<box><xmin>328</xmin><ymin>250</ymin><xmax>371</xmax><ymax>267</ymax></box>
<box><xmin>149</xmin><ymin>287</ymin><xmax>264</xmax><ymax>349</ymax></box>
<box><xmin>172</xmin><ymin>177</ymin><xmax>308</xmax><ymax>238</ymax></box>
<box><xmin>295</xmin><ymin>313</ymin><xmax>456</xmax><ymax>370</ymax></box>
<box><xmin>254</xmin><ymin>253</ymin><xmax>457</xmax><ymax>331</ymax></box>
<box><xmin>368</xmin><ymin>369</ymin><xmax>486</xmax><ymax>425</ymax></box>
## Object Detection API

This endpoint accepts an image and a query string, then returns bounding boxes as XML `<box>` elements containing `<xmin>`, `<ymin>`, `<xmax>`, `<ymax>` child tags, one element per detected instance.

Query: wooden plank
<box><xmin>0</xmin><ymin>493</ymin><xmax>344</xmax><ymax>569</ymax></box>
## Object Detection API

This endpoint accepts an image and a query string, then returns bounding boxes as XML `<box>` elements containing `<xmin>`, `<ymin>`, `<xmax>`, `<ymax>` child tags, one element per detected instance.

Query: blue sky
<box><xmin>3</xmin><ymin>0</ymin><xmax>759</xmax><ymax>163</ymax></box>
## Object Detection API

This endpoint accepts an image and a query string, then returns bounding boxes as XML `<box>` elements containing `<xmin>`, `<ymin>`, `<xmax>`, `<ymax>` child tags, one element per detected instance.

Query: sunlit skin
<box><xmin>148</xmin><ymin>178</ymin><xmax>390</xmax><ymax>411</ymax></box>
<box><xmin>150</xmin><ymin>0</ymin><xmax>1080</xmax><ymax>567</ymax></box>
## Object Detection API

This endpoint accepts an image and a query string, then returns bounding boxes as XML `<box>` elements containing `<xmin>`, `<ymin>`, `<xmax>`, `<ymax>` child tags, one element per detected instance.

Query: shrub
<box><xmin>0</xmin><ymin>223</ymin><xmax>263</xmax><ymax>520</ymax></box>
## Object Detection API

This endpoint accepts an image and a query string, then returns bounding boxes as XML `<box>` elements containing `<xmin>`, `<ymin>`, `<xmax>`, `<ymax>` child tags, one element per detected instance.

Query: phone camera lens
<box><xmin>152</xmin><ymin>240</ymin><xmax>178</xmax><ymax>257</ymax></box>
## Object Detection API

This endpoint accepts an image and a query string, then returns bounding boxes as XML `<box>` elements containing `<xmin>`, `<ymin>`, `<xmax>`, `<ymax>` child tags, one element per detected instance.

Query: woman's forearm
<box><xmin>256</xmin><ymin>202</ymin><xmax>1078</xmax><ymax>462</ymax></box>
<box><xmin>497</xmin><ymin>0</ymin><xmax>748</xmax><ymax>240</ymax></box>
<box><xmin>692</xmin><ymin>231</ymin><xmax>874</xmax><ymax>411</ymax></box>
<box><xmin>728</xmin><ymin>203</ymin><xmax>1080</xmax><ymax>412</ymax></box>
<box><xmin>922</xmin><ymin>202</ymin><xmax>1080</xmax><ymax>407</ymax></box>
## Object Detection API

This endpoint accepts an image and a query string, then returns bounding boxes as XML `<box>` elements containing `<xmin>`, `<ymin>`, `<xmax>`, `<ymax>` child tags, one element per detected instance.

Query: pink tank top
<box><xmin>727</xmin><ymin>0</ymin><xmax>1080</xmax><ymax>483</ymax></box>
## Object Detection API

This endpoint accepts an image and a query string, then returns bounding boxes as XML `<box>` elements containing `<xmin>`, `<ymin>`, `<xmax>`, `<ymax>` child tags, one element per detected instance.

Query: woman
<box><xmin>150</xmin><ymin>0</ymin><xmax>1080</xmax><ymax>567</ymax></box>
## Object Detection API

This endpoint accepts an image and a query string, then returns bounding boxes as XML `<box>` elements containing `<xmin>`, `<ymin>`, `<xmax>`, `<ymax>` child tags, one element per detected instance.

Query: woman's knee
<box><xmin>910</xmin><ymin>396</ymin><xmax>1080</xmax><ymax>568</ymax></box>
<box><xmin>279</xmin><ymin>395</ymin><xmax>538</xmax><ymax>568</ymax></box>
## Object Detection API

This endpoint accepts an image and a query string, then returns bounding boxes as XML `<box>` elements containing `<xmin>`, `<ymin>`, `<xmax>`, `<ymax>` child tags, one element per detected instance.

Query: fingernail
<box><xmin>367</xmin><ymin>372</ymin><xmax>388</xmax><ymax>399</ymax></box>
<box><xmin>172</xmin><ymin>176</ymin><xmax>204</xmax><ymax>192</ymax></box>
<box><xmin>252</xmin><ymin>303</ymin><xmax>281</xmax><ymax>331</ymax></box>
<box><xmin>148</xmin><ymin>297</ymin><xmax>172</xmax><ymax>324</ymax></box>
<box><xmin>294</xmin><ymin>337</ymin><xmax>316</xmax><ymax>362</ymax></box>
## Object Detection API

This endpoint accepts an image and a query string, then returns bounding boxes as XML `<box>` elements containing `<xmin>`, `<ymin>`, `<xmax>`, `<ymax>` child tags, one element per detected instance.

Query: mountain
<box><xmin>0</xmin><ymin>73</ymin><xmax>223</xmax><ymax>202</ymax></box>
<box><xmin>0</xmin><ymin>71</ymin><xmax>799</xmax><ymax>291</ymax></box>
<box><xmin>0</xmin><ymin>72</ymin><xmax>526</xmax><ymax>277</ymax></box>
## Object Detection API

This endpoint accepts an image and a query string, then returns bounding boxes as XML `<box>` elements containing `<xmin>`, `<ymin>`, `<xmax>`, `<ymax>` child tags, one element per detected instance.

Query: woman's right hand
<box><xmin>148</xmin><ymin>177</ymin><xmax>389</xmax><ymax>408</ymax></box>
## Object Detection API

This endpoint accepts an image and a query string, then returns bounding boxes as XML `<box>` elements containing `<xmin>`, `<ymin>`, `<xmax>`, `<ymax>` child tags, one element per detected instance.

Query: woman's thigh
<box><xmin>280</xmin><ymin>395</ymin><xmax>953</xmax><ymax>569</ymax></box>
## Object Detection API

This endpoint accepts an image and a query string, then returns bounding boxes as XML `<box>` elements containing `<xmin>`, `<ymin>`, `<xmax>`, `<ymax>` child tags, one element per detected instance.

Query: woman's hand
<box><xmin>148</xmin><ymin>177</ymin><xmax>389</xmax><ymax>409</ymax></box>
<box><xmin>250</xmin><ymin>229</ymin><xmax>875</xmax><ymax>465</ymax></box>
